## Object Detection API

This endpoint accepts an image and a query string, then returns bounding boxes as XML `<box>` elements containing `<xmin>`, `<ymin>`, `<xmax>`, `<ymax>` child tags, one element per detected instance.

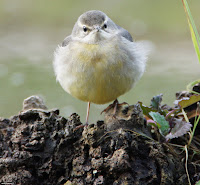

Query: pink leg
<box><xmin>73</xmin><ymin>102</ymin><xmax>90</xmax><ymax>131</ymax></box>
<box><xmin>86</xmin><ymin>102</ymin><xmax>90</xmax><ymax>125</ymax></box>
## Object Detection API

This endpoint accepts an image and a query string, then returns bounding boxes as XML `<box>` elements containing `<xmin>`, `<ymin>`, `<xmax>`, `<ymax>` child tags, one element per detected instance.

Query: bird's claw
<box><xmin>101</xmin><ymin>99</ymin><xmax>129</xmax><ymax>116</ymax></box>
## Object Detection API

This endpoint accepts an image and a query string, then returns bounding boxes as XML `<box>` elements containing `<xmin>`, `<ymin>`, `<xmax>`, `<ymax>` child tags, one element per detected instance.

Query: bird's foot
<box><xmin>73</xmin><ymin>123</ymin><xmax>88</xmax><ymax>132</ymax></box>
<box><xmin>101</xmin><ymin>99</ymin><xmax>129</xmax><ymax>116</ymax></box>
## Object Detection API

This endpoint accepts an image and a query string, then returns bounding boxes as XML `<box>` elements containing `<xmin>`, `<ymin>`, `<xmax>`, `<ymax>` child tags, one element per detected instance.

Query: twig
<box><xmin>184</xmin><ymin>145</ymin><xmax>191</xmax><ymax>185</ymax></box>
<box><xmin>124</xmin><ymin>129</ymin><xmax>154</xmax><ymax>141</ymax></box>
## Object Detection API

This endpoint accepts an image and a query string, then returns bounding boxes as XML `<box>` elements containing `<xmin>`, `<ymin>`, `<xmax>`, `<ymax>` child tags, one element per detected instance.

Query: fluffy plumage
<box><xmin>53</xmin><ymin>10</ymin><xmax>147</xmax><ymax>105</ymax></box>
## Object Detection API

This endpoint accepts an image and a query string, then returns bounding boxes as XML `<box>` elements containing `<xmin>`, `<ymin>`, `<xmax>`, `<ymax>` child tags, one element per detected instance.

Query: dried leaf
<box><xmin>178</xmin><ymin>94</ymin><xmax>200</xmax><ymax>109</ymax></box>
<box><xmin>165</xmin><ymin>118</ymin><xmax>192</xmax><ymax>140</ymax></box>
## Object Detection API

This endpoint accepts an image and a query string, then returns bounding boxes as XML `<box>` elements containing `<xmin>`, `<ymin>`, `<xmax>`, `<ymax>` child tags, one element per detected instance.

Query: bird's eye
<box><xmin>104</xmin><ymin>24</ymin><xmax>107</xmax><ymax>29</ymax></box>
<box><xmin>83</xmin><ymin>26</ymin><xmax>88</xmax><ymax>32</ymax></box>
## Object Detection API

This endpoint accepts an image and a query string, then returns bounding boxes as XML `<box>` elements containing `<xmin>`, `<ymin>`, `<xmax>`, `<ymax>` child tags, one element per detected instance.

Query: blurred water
<box><xmin>0</xmin><ymin>0</ymin><xmax>200</xmax><ymax>123</ymax></box>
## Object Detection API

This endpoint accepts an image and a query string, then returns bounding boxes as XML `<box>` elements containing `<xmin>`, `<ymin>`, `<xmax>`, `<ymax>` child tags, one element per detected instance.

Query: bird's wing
<box><xmin>116</xmin><ymin>24</ymin><xmax>133</xmax><ymax>42</ymax></box>
<box><xmin>62</xmin><ymin>35</ymin><xmax>72</xmax><ymax>47</ymax></box>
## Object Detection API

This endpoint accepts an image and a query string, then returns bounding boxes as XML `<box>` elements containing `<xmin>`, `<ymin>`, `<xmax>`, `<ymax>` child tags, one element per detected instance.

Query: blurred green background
<box><xmin>0</xmin><ymin>0</ymin><xmax>200</xmax><ymax>123</ymax></box>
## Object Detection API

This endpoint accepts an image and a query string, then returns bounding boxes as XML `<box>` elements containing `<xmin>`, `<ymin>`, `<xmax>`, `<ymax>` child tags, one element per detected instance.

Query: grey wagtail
<box><xmin>53</xmin><ymin>10</ymin><xmax>147</xmax><ymax>124</ymax></box>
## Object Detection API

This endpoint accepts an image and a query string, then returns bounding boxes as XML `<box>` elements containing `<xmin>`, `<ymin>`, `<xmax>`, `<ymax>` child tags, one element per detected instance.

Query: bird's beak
<box><xmin>94</xmin><ymin>25</ymin><xmax>101</xmax><ymax>32</ymax></box>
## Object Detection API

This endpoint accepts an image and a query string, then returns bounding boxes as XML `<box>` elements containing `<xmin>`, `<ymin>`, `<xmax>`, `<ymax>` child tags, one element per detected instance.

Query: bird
<box><xmin>53</xmin><ymin>10</ymin><xmax>147</xmax><ymax>125</ymax></box>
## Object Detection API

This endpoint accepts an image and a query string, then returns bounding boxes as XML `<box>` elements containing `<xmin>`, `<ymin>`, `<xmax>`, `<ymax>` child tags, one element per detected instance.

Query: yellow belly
<box><xmin>67</xmin><ymin>42</ymin><xmax>133</xmax><ymax>104</ymax></box>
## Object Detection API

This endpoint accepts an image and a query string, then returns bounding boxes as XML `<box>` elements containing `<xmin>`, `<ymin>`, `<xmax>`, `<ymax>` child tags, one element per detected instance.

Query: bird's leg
<box><xmin>101</xmin><ymin>99</ymin><xmax>128</xmax><ymax>115</ymax></box>
<box><xmin>73</xmin><ymin>102</ymin><xmax>90</xmax><ymax>131</ymax></box>
<box><xmin>101</xmin><ymin>99</ymin><xmax>117</xmax><ymax>114</ymax></box>
<box><xmin>113</xmin><ymin>99</ymin><xmax>120</xmax><ymax>115</ymax></box>
<box><xmin>86</xmin><ymin>102</ymin><xmax>91</xmax><ymax>125</ymax></box>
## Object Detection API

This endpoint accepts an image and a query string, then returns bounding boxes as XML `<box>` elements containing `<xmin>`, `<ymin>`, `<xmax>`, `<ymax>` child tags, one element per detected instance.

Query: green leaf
<box><xmin>150</xmin><ymin>94</ymin><xmax>163</xmax><ymax>110</ymax></box>
<box><xmin>149</xmin><ymin>112</ymin><xmax>170</xmax><ymax>136</ymax></box>
<box><xmin>195</xmin><ymin>180</ymin><xmax>200</xmax><ymax>185</ymax></box>
<box><xmin>138</xmin><ymin>101</ymin><xmax>156</xmax><ymax>117</ymax></box>
<box><xmin>178</xmin><ymin>94</ymin><xmax>200</xmax><ymax>109</ymax></box>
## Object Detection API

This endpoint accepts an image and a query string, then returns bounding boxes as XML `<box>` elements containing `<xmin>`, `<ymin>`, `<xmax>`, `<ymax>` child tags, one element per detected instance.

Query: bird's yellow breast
<box><xmin>77</xmin><ymin>43</ymin><xmax>108</xmax><ymax>62</ymax></box>
<box><xmin>66</xmin><ymin>41</ymin><xmax>133</xmax><ymax>104</ymax></box>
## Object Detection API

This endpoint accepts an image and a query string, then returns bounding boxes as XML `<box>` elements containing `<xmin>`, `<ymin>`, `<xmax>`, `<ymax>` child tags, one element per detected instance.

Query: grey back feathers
<box><xmin>116</xmin><ymin>24</ymin><xmax>133</xmax><ymax>42</ymax></box>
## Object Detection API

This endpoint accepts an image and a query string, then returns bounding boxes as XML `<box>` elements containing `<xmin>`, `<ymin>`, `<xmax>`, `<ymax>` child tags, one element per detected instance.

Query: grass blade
<box><xmin>189</xmin><ymin>22</ymin><xmax>200</xmax><ymax>62</ymax></box>
<box><xmin>184</xmin><ymin>145</ymin><xmax>191</xmax><ymax>185</ymax></box>
<box><xmin>186</xmin><ymin>80</ymin><xmax>200</xmax><ymax>94</ymax></box>
<box><xmin>182</xmin><ymin>0</ymin><xmax>200</xmax><ymax>64</ymax></box>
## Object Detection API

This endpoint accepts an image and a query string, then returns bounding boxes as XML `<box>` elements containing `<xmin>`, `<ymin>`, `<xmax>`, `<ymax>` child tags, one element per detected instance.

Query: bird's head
<box><xmin>72</xmin><ymin>10</ymin><xmax>118</xmax><ymax>44</ymax></box>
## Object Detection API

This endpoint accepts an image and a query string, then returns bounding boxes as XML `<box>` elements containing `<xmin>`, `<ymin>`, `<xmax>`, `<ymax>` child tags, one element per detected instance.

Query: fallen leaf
<box><xmin>178</xmin><ymin>94</ymin><xmax>200</xmax><ymax>109</ymax></box>
<box><xmin>165</xmin><ymin>118</ymin><xmax>192</xmax><ymax>140</ymax></box>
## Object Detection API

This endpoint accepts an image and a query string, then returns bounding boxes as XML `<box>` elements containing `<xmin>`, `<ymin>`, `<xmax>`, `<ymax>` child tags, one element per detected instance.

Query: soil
<box><xmin>0</xmin><ymin>95</ymin><xmax>199</xmax><ymax>185</ymax></box>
